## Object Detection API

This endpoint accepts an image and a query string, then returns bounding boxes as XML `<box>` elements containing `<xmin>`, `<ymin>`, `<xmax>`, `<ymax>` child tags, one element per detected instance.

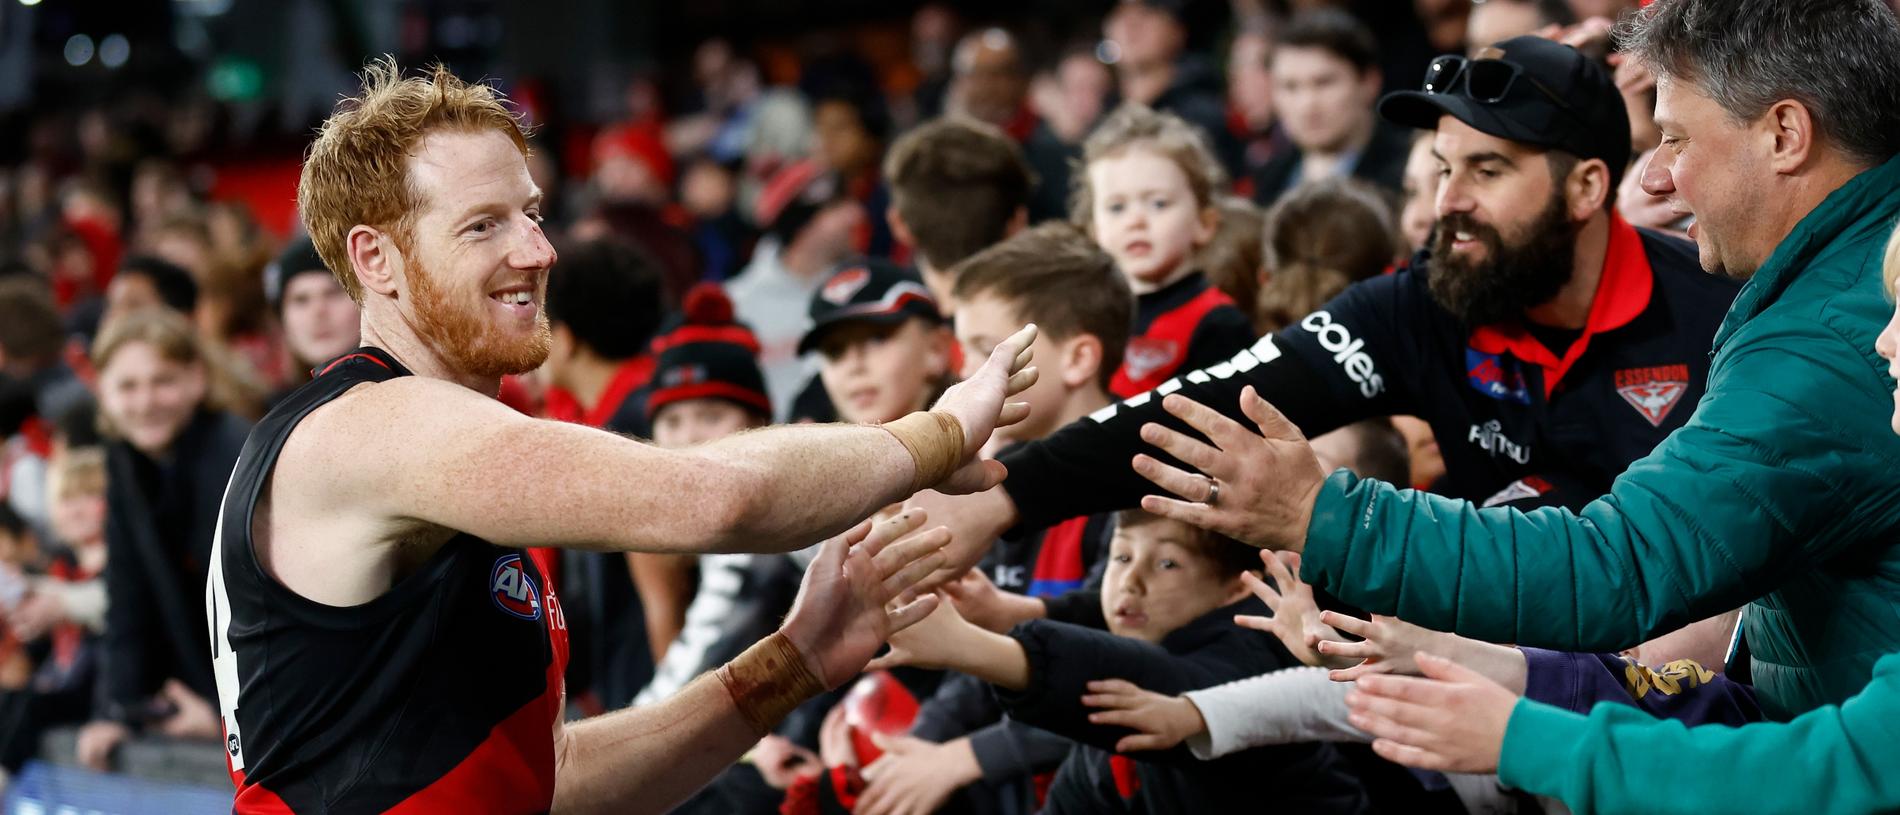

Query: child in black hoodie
<box><xmin>870</xmin><ymin>509</ymin><xmax>1368</xmax><ymax>814</ymax></box>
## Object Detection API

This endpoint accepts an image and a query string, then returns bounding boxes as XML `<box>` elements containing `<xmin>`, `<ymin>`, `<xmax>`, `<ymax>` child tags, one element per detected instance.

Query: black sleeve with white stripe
<box><xmin>999</xmin><ymin>275</ymin><xmax>1415</xmax><ymax>531</ymax></box>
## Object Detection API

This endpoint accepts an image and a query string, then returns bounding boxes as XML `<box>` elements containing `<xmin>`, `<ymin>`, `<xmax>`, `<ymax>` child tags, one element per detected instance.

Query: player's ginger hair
<box><xmin>298</xmin><ymin>56</ymin><xmax>531</xmax><ymax>304</ymax></box>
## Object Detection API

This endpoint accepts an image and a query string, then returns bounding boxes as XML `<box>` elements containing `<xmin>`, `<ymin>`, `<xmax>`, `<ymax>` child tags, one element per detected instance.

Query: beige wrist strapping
<box><xmin>717</xmin><ymin>631</ymin><xmax>826</xmax><ymax>736</ymax></box>
<box><xmin>882</xmin><ymin>411</ymin><xmax>966</xmax><ymax>493</ymax></box>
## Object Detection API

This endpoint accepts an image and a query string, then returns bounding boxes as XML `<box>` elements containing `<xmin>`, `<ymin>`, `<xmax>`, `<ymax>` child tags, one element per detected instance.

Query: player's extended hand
<box><xmin>1132</xmin><ymin>386</ymin><xmax>1327</xmax><ymax>552</ymax></box>
<box><xmin>1081</xmin><ymin>679</ymin><xmax>1208</xmax><ymax>753</ymax></box>
<box><xmin>929</xmin><ymin>324</ymin><xmax>1039</xmax><ymax>495</ymax></box>
<box><xmin>1234</xmin><ymin>551</ymin><xmax>1352</xmax><ymax>669</ymax></box>
<box><xmin>780</xmin><ymin>510</ymin><xmax>948</xmax><ymax>689</ymax></box>
<box><xmin>1345</xmin><ymin>652</ymin><xmax>1515</xmax><ymax>774</ymax></box>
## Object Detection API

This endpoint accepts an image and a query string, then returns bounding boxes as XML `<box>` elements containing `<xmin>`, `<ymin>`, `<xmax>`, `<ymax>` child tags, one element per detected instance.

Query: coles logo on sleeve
<box><xmin>489</xmin><ymin>554</ymin><xmax>544</xmax><ymax>621</ymax></box>
<box><xmin>1615</xmin><ymin>364</ymin><xmax>1690</xmax><ymax>427</ymax></box>
<box><xmin>1300</xmin><ymin>311</ymin><xmax>1384</xmax><ymax>399</ymax></box>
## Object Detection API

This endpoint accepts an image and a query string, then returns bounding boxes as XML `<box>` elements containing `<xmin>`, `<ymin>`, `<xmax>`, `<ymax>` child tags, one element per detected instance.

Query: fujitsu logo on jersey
<box><xmin>489</xmin><ymin>555</ymin><xmax>543</xmax><ymax>621</ymax></box>
<box><xmin>1301</xmin><ymin>311</ymin><xmax>1384</xmax><ymax>398</ymax></box>
<box><xmin>1467</xmin><ymin>420</ymin><xmax>1531</xmax><ymax>464</ymax></box>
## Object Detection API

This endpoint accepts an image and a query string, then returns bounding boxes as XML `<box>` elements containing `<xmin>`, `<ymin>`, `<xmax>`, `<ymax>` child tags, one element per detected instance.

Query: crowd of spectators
<box><xmin>5</xmin><ymin>0</ymin><xmax>1900</xmax><ymax>812</ymax></box>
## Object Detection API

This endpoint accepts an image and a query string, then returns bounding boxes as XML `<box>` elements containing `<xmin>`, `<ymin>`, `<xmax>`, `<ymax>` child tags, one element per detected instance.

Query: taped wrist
<box><xmin>882</xmin><ymin>410</ymin><xmax>966</xmax><ymax>493</ymax></box>
<box><xmin>717</xmin><ymin>632</ymin><xmax>826</xmax><ymax>736</ymax></box>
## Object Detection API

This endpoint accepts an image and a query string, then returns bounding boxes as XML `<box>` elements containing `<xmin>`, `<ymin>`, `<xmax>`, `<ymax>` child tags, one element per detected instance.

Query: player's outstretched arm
<box><xmin>305</xmin><ymin>326</ymin><xmax>1037</xmax><ymax>556</ymax></box>
<box><xmin>548</xmin><ymin>511</ymin><xmax>947</xmax><ymax>814</ymax></box>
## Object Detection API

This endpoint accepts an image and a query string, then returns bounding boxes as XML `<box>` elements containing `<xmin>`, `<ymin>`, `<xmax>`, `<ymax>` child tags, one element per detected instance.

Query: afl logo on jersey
<box><xmin>489</xmin><ymin>555</ymin><xmax>543</xmax><ymax>621</ymax></box>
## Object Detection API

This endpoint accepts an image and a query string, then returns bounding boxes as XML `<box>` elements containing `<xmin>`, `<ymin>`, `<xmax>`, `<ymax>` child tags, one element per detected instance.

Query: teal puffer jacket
<box><xmin>1301</xmin><ymin>153</ymin><xmax>1900</xmax><ymax>719</ymax></box>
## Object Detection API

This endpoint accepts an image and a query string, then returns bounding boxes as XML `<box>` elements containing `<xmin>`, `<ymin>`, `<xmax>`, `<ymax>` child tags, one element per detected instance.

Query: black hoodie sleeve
<box><xmin>998</xmin><ymin>272</ymin><xmax>1423</xmax><ymax>530</ymax></box>
<box><xmin>993</xmin><ymin>600</ymin><xmax>1290</xmax><ymax>765</ymax></box>
<box><xmin>908</xmin><ymin>672</ymin><xmax>1002</xmax><ymax>742</ymax></box>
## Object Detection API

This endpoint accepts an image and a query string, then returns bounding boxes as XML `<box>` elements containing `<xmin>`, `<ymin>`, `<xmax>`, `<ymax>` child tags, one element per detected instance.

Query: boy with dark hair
<box><xmin>872</xmin><ymin>509</ymin><xmax>1368</xmax><ymax>814</ymax></box>
<box><xmin>1252</xmin><ymin>8</ymin><xmax>1413</xmax><ymax>204</ymax></box>
<box><xmin>883</xmin><ymin>118</ymin><xmax>1035</xmax><ymax>309</ymax></box>
<box><xmin>542</xmin><ymin>239</ymin><xmax>666</xmax><ymax>437</ymax></box>
<box><xmin>801</xmin><ymin>260</ymin><xmax>953</xmax><ymax>426</ymax></box>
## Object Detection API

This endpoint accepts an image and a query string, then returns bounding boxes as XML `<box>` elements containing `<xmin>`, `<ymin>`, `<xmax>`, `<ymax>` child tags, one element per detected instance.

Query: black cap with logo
<box><xmin>797</xmin><ymin>259</ymin><xmax>942</xmax><ymax>356</ymax></box>
<box><xmin>1378</xmin><ymin>35</ymin><xmax>1631</xmax><ymax>178</ymax></box>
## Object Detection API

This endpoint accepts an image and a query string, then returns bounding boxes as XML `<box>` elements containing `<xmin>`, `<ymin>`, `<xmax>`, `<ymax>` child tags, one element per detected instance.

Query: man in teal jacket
<box><xmin>1335</xmin><ymin>222</ymin><xmax>1900</xmax><ymax>811</ymax></box>
<box><xmin>1130</xmin><ymin>0</ymin><xmax>1900</xmax><ymax>721</ymax></box>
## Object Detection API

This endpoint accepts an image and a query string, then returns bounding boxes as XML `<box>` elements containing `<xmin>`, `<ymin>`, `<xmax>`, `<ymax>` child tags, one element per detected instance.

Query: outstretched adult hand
<box><xmin>780</xmin><ymin>510</ymin><xmax>949</xmax><ymax>689</ymax></box>
<box><xmin>1345</xmin><ymin>652</ymin><xmax>1516</xmax><ymax>774</ymax></box>
<box><xmin>1234</xmin><ymin>550</ymin><xmax>1353</xmax><ymax>670</ymax></box>
<box><xmin>929</xmin><ymin>324</ymin><xmax>1039</xmax><ymax>495</ymax></box>
<box><xmin>1132</xmin><ymin>386</ymin><xmax>1327</xmax><ymax>551</ymax></box>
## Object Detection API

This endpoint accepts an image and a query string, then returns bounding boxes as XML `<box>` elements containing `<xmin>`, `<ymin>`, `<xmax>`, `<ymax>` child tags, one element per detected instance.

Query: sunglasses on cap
<box><xmin>1422</xmin><ymin>54</ymin><xmax>1590</xmax><ymax>127</ymax></box>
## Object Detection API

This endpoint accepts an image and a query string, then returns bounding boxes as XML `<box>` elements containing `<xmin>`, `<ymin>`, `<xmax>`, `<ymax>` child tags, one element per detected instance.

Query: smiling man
<box><xmin>202</xmin><ymin>60</ymin><xmax>1039</xmax><ymax>814</ymax></box>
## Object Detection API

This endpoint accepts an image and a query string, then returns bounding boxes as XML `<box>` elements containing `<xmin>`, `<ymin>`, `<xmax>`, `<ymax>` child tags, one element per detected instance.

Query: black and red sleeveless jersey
<box><xmin>205</xmin><ymin>347</ymin><xmax>570</xmax><ymax>814</ymax></box>
<box><xmin>1110</xmin><ymin>273</ymin><xmax>1256</xmax><ymax>398</ymax></box>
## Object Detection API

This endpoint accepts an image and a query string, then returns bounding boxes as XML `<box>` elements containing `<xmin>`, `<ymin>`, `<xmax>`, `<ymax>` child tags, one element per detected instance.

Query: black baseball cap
<box><xmin>797</xmin><ymin>259</ymin><xmax>942</xmax><ymax>355</ymax></box>
<box><xmin>1378</xmin><ymin>36</ymin><xmax>1631</xmax><ymax>180</ymax></box>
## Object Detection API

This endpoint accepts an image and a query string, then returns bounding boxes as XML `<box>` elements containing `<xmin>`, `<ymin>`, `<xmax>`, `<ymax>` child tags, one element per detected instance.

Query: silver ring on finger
<box><xmin>1203</xmin><ymin>474</ymin><xmax>1220</xmax><ymax>507</ymax></box>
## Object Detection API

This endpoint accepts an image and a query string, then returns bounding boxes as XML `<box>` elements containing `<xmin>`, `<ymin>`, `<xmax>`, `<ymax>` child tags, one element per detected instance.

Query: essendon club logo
<box><xmin>489</xmin><ymin>555</ymin><xmax>543</xmax><ymax>621</ymax></box>
<box><xmin>821</xmin><ymin>267</ymin><xmax>871</xmax><ymax>304</ymax></box>
<box><xmin>1615</xmin><ymin>364</ymin><xmax>1690</xmax><ymax>427</ymax></box>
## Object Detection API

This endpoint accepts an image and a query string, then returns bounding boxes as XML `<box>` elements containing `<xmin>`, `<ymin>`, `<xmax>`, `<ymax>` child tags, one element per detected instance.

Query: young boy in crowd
<box><xmin>799</xmin><ymin>260</ymin><xmax>952</xmax><ymax>425</ymax></box>
<box><xmin>870</xmin><ymin>510</ymin><xmax>1369</xmax><ymax>814</ymax></box>
<box><xmin>1073</xmin><ymin>104</ymin><xmax>1256</xmax><ymax>398</ymax></box>
<box><xmin>846</xmin><ymin>222</ymin><xmax>1135</xmax><ymax>815</ymax></box>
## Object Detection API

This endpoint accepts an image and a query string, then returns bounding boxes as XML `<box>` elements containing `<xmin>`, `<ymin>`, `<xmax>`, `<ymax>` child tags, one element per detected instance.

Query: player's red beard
<box><xmin>407</xmin><ymin>254</ymin><xmax>551</xmax><ymax>378</ymax></box>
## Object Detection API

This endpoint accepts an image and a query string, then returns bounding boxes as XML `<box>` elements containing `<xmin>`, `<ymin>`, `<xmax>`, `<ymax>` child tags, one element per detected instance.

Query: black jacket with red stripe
<box><xmin>1004</xmin><ymin>215</ymin><xmax>1741</xmax><ymax>524</ymax></box>
<box><xmin>999</xmin><ymin>598</ymin><xmax>1368</xmax><ymax>814</ymax></box>
<box><xmin>207</xmin><ymin>348</ymin><xmax>569</xmax><ymax>814</ymax></box>
<box><xmin>1110</xmin><ymin>273</ymin><xmax>1256</xmax><ymax>399</ymax></box>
